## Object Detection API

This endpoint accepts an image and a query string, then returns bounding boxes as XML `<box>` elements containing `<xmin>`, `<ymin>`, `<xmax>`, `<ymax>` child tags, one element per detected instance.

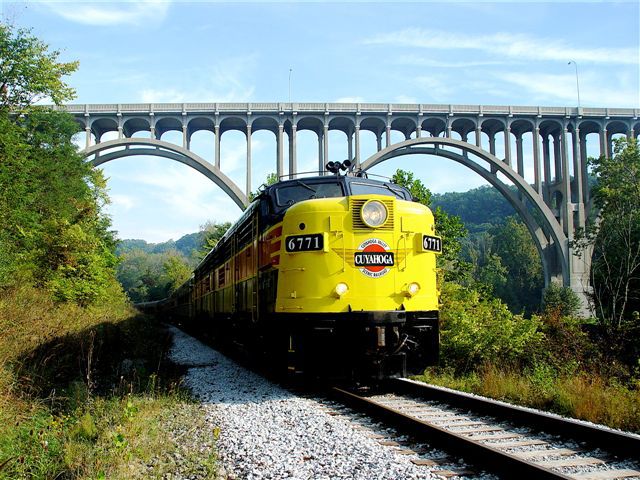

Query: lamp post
<box><xmin>288</xmin><ymin>68</ymin><xmax>292</xmax><ymax>105</ymax></box>
<box><xmin>568</xmin><ymin>60</ymin><xmax>581</xmax><ymax>112</ymax></box>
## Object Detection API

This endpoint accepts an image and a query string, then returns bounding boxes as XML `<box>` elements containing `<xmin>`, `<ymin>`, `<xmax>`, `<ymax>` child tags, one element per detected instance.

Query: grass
<box><xmin>416</xmin><ymin>364</ymin><xmax>640</xmax><ymax>433</ymax></box>
<box><xmin>0</xmin><ymin>285</ymin><xmax>217</xmax><ymax>479</ymax></box>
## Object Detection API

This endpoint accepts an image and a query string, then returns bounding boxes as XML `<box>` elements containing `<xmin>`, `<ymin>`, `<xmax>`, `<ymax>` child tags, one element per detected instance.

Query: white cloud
<box><xmin>138</xmin><ymin>57</ymin><xmax>257</xmax><ymax>103</ymax></box>
<box><xmin>364</xmin><ymin>28</ymin><xmax>638</xmax><ymax>65</ymax></box>
<box><xmin>40</xmin><ymin>0</ymin><xmax>171</xmax><ymax>27</ymax></box>
<box><xmin>500</xmin><ymin>72</ymin><xmax>640</xmax><ymax>107</ymax></box>
<box><xmin>334</xmin><ymin>96</ymin><xmax>365</xmax><ymax>103</ymax></box>
<box><xmin>110</xmin><ymin>194</ymin><xmax>135</xmax><ymax>211</ymax></box>
<box><xmin>397</xmin><ymin>54</ymin><xmax>516</xmax><ymax>69</ymax></box>
<box><xmin>394</xmin><ymin>95</ymin><xmax>417</xmax><ymax>104</ymax></box>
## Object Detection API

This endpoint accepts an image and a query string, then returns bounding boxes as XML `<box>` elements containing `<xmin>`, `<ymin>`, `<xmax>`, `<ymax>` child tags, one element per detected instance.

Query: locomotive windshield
<box><xmin>275</xmin><ymin>180</ymin><xmax>344</xmax><ymax>207</ymax></box>
<box><xmin>349</xmin><ymin>181</ymin><xmax>410</xmax><ymax>200</ymax></box>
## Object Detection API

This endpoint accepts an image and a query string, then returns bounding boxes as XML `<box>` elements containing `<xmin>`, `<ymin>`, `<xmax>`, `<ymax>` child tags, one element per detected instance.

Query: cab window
<box><xmin>275</xmin><ymin>181</ymin><xmax>343</xmax><ymax>207</ymax></box>
<box><xmin>349</xmin><ymin>182</ymin><xmax>410</xmax><ymax>200</ymax></box>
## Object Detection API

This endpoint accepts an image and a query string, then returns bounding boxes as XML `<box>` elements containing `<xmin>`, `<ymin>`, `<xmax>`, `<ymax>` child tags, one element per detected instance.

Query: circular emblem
<box><xmin>354</xmin><ymin>238</ymin><xmax>395</xmax><ymax>278</ymax></box>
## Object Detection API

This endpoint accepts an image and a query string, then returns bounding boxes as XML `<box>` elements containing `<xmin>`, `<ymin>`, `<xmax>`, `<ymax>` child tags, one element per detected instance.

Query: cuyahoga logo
<box><xmin>354</xmin><ymin>238</ymin><xmax>394</xmax><ymax>278</ymax></box>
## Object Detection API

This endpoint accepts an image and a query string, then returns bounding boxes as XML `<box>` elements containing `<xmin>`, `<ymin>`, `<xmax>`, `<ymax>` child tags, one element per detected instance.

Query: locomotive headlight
<box><xmin>361</xmin><ymin>200</ymin><xmax>388</xmax><ymax>228</ymax></box>
<box><xmin>334</xmin><ymin>282</ymin><xmax>349</xmax><ymax>298</ymax></box>
<box><xmin>405</xmin><ymin>282</ymin><xmax>421</xmax><ymax>297</ymax></box>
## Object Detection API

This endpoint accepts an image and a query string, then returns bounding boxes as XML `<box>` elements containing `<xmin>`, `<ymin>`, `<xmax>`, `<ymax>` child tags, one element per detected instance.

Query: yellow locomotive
<box><xmin>169</xmin><ymin>163</ymin><xmax>441</xmax><ymax>380</ymax></box>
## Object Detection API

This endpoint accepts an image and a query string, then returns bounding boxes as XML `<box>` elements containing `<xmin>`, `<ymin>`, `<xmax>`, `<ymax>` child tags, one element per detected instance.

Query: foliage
<box><xmin>438</xmin><ymin>282</ymin><xmax>543</xmax><ymax>372</ymax></box>
<box><xmin>117</xmin><ymin>249</ymin><xmax>192</xmax><ymax>303</ymax></box>
<box><xmin>196</xmin><ymin>221</ymin><xmax>231</xmax><ymax>261</ymax></box>
<box><xmin>0</xmin><ymin>26</ymin><xmax>121</xmax><ymax>306</ymax></box>
<box><xmin>574</xmin><ymin>138</ymin><xmax>640</xmax><ymax>331</ymax></box>
<box><xmin>0</xmin><ymin>285</ymin><xmax>216</xmax><ymax>479</ymax></box>
<box><xmin>0</xmin><ymin>23</ymin><xmax>78</xmax><ymax>111</ymax></box>
<box><xmin>432</xmin><ymin>185</ymin><xmax>516</xmax><ymax>233</ymax></box>
<box><xmin>542</xmin><ymin>282</ymin><xmax>581</xmax><ymax>318</ymax></box>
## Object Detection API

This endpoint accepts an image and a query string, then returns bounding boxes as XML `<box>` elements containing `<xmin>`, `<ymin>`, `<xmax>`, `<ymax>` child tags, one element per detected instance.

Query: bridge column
<box><xmin>515</xmin><ymin>133</ymin><xmax>524</xmax><ymax>177</ymax></box>
<box><xmin>415</xmin><ymin>125</ymin><xmax>422</xmax><ymax>138</ymax></box>
<box><xmin>600</xmin><ymin>128</ymin><xmax>609</xmax><ymax>158</ymax></box>
<box><xmin>533</xmin><ymin>127</ymin><xmax>542</xmax><ymax>194</ymax></box>
<box><xmin>347</xmin><ymin>130</ymin><xmax>353</xmax><ymax>161</ymax></box>
<box><xmin>182</xmin><ymin>125</ymin><xmax>188</xmax><ymax>149</ymax></box>
<box><xmin>214</xmin><ymin>124</ymin><xmax>221</xmax><ymax>169</ymax></box>
<box><xmin>385</xmin><ymin>125</ymin><xmax>391</xmax><ymax>147</ymax></box>
<box><xmin>553</xmin><ymin>133</ymin><xmax>561</xmax><ymax>182</ymax></box>
<box><xmin>542</xmin><ymin>135</ymin><xmax>551</xmax><ymax>203</ymax></box>
<box><xmin>488</xmin><ymin>133</ymin><xmax>497</xmax><ymax>174</ymax></box>
<box><xmin>150</xmin><ymin>125</ymin><xmax>156</xmax><ymax>140</ymax></box>
<box><xmin>572</xmin><ymin>128</ymin><xmax>585</xmax><ymax>230</ymax></box>
<box><xmin>289</xmin><ymin>124</ymin><xmax>297</xmax><ymax>179</ymax></box>
<box><xmin>376</xmin><ymin>130</ymin><xmax>383</xmax><ymax>151</ymax></box>
<box><xmin>504</xmin><ymin>126</ymin><xmax>512</xmax><ymax>167</ymax></box>
<box><xmin>246</xmin><ymin>124</ymin><xmax>252</xmax><ymax>196</ymax></box>
<box><xmin>85</xmin><ymin>127</ymin><xmax>92</xmax><ymax>149</ymax></box>
<box><xmin>355</xmin><ymin>125</ymin><xmax>361</xmax><ymax>168</ymax></box>
<box><xmin>277</xmin><ymin>124</ymin><xmax>284</xmax><ymax>178</ymax></box>
<box><xmin>323</xmin><ymin>124</ymin><xmax>329</xmax><ymax>166</ymax></box>
<box><xmin>446</xmin><ymin>125</ymin><xmax>452</xmax><ymax>138</ymax></box>
<box><xmin>475</xmin><ymin>126</ymin><xmax>482</xmax><ymax>148</ymax></box>
<box><xmin>579</xmin><ymin>134</ymin><xmax>589</xmax><ymax>206</ymax></box>
<box><xmin>317</xmin><ymin>130</ymin><xmax>324</xmax><ymax>174</ymax></box>
<box><xmin>561</xmin><ymin>127</ymin><xmax>573</xmax><ymax>239</ymax></box>
<box><xmin>118</xmin><ymin>125</ymin><xmax>123</xmax><ymax>140</ymax></box>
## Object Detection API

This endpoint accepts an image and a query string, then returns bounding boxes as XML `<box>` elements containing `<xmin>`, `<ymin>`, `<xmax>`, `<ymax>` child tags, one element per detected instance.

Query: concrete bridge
<box><xmin>60</xmin><ymin>102</ymin><xmax>640</xmax><ymax>312</ymax></box>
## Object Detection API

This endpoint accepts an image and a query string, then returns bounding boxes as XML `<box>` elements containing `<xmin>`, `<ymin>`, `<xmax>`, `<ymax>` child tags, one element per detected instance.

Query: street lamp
<box><xmin>567</xmin><ymin>60</ymin><xmax>581</xmax><ymax>112</ymax></box>
<box><xmin>288</xmin><ymin>68</ymin><xmax>292</xmax><ymax>105</ymax></box>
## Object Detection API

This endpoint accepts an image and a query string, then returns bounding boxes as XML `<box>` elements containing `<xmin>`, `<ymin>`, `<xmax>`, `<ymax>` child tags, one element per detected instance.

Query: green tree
<box><xmin>0</xmin><ymin>24</ymin><xmax>78</xmax><ymax>111</ymax></box>
<box><xmin>574</xmin><ymin>138</ymin><xmax>640</xmax><ymax>330</ymax></box>
<box><xmin>0</xmin><ymin>23</ymin><xmax>121</xmax><ymax>305</ymax></box>
<box><xmin>489</xmin><ymin>217</ymin><xmax>543</xmax><ymax>314</ymax></box>
<box><xmin>195</xmin><ymin>221</ymin><xmax>232</xmax><ymax>261</ymax></box>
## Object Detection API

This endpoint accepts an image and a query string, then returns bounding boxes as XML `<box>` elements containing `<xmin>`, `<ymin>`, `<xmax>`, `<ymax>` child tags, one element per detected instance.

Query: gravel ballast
<box><xmin>167</xmin><ymin>326</ymin><xmax>440</xmax><ymax>479</ymax></box>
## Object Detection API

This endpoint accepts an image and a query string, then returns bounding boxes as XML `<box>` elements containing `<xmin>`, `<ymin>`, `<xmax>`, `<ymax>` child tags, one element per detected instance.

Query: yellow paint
<box><xmin>276</xmin><ymin>195</ymin><xmax>439</xmax><ymax>314</ymax></box>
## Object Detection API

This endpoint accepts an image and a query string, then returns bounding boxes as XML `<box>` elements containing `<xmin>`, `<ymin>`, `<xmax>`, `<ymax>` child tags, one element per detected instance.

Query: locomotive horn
<box><xmin>325</xmin><ymin>161</ymin><xmax>339</xmax><ymax>174</ymax></box>
<box><xmin>340</xmin><ymin>160</ymin><xmax>352</xmax><ymax>171</ymax></box>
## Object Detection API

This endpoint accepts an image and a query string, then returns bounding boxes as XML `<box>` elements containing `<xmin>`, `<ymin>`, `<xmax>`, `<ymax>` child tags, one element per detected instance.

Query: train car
<box><xmin>169</xmin><ymin>164</ymin><xmax>441</xmax><ymax>380</ymax></box>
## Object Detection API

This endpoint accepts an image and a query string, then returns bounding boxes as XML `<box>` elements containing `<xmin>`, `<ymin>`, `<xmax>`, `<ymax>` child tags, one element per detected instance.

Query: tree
<box><xmin>0</xmin><ymin>23</ymin><xmax>78</xmax><ymax>111</ymax></box>
<box><xmin>195</xmin><ymin>221</ymin><xmax>232</xmax><ymax>261</ymax></box>
<box><xmin>489</xmin><ymin>217</ymin><xmax>543</xmax><ymax>314</ymax></box>
<box><xmin>574</xmin><ymin>138</ymin><xmax>640</xmax><ymax>330</ymax></box>
<box><xmin>0</xmin><ymin>23</ymin><xmax>121</xmax><ymax>305</ymax></box>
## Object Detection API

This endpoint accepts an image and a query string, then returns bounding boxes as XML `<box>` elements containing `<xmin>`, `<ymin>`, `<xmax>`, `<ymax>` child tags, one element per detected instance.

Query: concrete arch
<box><xmin>89</xmin><ymin>117</ymin><xmax>118</xmax><ymax>142</ymax></box>
<box><xmin>123</xmin><ymin>117</ymin><xmax>151</xmax><ymax>137</ymax></box>
<box><xmin>83</xmin><ymin>137</ymin><xmax>248</xmax><ymax>210</ymax></box>
<box><xmin>360</xmin><ymin>137</ymin><xmax>569</xmax><ymax>285</ymax></box>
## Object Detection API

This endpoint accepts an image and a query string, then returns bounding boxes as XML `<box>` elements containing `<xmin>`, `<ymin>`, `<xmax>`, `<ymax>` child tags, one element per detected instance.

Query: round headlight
<box><xmin>335</xmin><ymin>282</ymin><xmax>349</xmax><ymax>297</ymax></box>
<box><xmin>407</xmin><ymin>282</ymin><xmax>421</xmax><ymax>297</ymax></box>
<box><xmin>361</xmin><ymin>200</ymin><xmax>388</xmax><ymax>228</ymax></box>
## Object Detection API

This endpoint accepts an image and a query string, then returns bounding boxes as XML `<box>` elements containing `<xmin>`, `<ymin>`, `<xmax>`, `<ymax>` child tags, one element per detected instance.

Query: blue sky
<box><xmin>3</xmin><ymin>1</ymin><xmax>639</xmax><ymax>242</ymax></box>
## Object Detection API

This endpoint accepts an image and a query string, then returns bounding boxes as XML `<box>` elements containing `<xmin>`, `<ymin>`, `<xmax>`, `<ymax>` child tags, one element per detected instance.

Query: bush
<box><xmin>439</xmin><ymin>282</ymin><xmax>543</xmax><ymax>372</ymax></box>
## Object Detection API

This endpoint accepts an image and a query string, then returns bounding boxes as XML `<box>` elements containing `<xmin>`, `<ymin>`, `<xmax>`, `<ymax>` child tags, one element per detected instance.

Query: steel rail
<box><xmin>392</xmin><ymin>378</ymin><xmax>640</xmax><ymax>461</ymax></box>
<box><xmin>332</xmin><ymin>386</ymin><xmax>573</xmax><ymax>480</ymax></box>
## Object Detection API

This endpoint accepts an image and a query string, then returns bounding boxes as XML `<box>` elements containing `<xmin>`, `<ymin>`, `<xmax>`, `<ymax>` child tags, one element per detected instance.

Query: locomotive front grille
<box><xmin>350</xmin><ymin>198</ymin><xmax>395</xmax><ymax>230</ymax></box>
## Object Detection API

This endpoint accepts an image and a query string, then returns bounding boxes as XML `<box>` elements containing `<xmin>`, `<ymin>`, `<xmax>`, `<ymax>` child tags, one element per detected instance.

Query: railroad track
<box><xmin>331</xmin><ymin>378</ymin><xmax>640</xmax><ymax>479</ymax></box>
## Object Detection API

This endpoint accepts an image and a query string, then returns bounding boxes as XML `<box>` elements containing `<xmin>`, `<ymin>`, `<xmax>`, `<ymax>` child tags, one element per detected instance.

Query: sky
<box><xmin>2</xmin><ymin>0</ymin><xmax>639</xmax><ymax>243</ymax></box>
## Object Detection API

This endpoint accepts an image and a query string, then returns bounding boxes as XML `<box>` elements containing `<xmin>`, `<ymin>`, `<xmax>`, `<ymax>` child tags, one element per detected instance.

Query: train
<box><xmin>164</xmin><ymin>162</ymin><xmax>441</xmax><ymax>381</ymax></box>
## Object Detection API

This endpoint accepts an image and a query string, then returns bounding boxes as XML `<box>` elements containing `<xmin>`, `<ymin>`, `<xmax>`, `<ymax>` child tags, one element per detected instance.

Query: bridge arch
<box><xmin>83</xmin><ymin>138</ymin><xmax>249</xmax><ymax>210</ymax></box>
<box><xmin>360</xmin><ymin>137</ymin><xmax>571</xmax><ymax>287</ymax></box>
